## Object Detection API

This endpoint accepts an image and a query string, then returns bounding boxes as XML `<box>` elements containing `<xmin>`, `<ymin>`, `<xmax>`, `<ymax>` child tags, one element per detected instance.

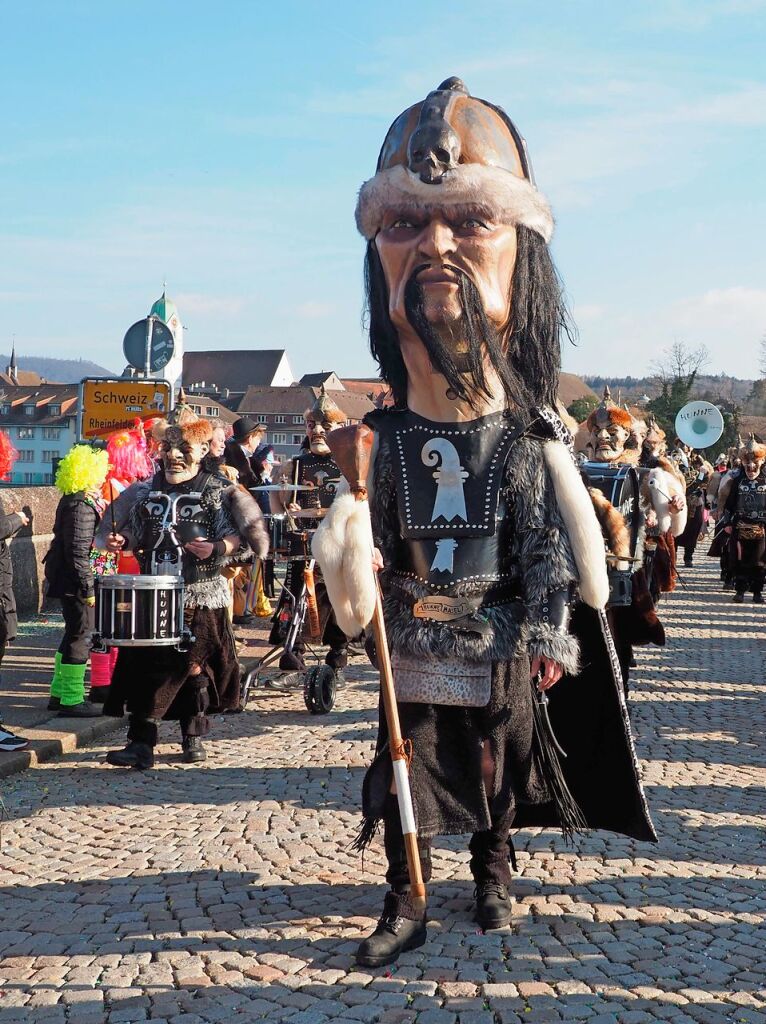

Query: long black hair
<box><xmin>364</xmin><ymin>224</ymin><xmax>574</xmax><ymax>411</ymax></box>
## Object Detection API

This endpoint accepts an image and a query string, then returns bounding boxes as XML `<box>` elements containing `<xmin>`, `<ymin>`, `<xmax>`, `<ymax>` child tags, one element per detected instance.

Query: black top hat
<box><xmin>231</xmin><ymin>417</ymin><xmax>263</xmax><ymax>442</ymax></box>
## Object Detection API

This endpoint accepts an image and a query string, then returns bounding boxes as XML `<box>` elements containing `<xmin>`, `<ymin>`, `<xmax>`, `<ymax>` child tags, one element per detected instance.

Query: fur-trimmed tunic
<box><xmin>313</xmin><ymin>410</ymin><xmax>656</xmax><ymax>844</ymax></box>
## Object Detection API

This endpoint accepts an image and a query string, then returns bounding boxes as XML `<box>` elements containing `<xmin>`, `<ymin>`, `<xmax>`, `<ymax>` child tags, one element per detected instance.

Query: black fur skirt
<box><xmin>105</xmin><ymin>606</ymin><xmax>241</xmax><ymax>721</ymax></box>
<box><xmin>360</xmin><ymin>653</ymin><xmax>550</xmax><ymax>841</ymax></box>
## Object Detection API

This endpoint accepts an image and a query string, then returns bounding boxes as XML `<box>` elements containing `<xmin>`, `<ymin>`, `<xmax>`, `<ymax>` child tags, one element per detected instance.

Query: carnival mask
<box><xmin>160</xmin><ymin>426</ymin><xmax>208</xmax><ymax>485</ymax></box>
<box><xmin>305</xmin><ymin>416</ymin><xmax>337</xmax><ymax>456</ymax></box>
<box><xmin>743</xmin><ymin>455</ymin><xmax>765</xmax><ymax>480</ymax></box>
<box><xmin>592</xmin><ymin>423</ymin><xmax>629</xmax><ymax>463</ymax></box>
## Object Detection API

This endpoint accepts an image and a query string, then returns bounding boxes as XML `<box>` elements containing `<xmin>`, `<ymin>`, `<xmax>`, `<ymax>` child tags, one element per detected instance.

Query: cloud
<box><xmin>564</xmin><ymin>287</ymin><xmax>766</xmax><ymax>378</ymax></box>
<box><xmin>173</xmin><ymin>292</ymin><xmax>246</xmax><ymax>316</ymax></box>
<box><xmin>295</xmin><ymin>301</ymin><xmax>337</xmax><ymax>319</ymax></box>
<box><xmin>639</xmin><ymin>0</ymin><xmax>766</xmax><ymax>30</ymax></box>
<box><xmin>670</xmin><ymin>285</ymin><xmax>766</xmax><ymax>334</ymax></box>
<box><xmin>573</xmin><ymin>304</ymin><xmax>606</xmax><ymax>322</ymax></box>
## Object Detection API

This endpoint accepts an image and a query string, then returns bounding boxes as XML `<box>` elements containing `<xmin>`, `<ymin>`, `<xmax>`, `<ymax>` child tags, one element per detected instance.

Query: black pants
<box><xmin>293</xmin><ymin>619</ymin><xmax>349</xmax><ymax>670</ymax></box>
<box><xmin>126</xmin><ymin>681</ymin><xmax>210</xmax><ymax>747</ymax></box>
<box><xmin>58</xmin><ymin>596</ymin><xmax>94</xmax><ymax>665</ymax></box>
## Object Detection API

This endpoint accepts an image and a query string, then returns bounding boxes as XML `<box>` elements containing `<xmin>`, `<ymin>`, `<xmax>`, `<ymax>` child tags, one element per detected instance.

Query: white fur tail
<box><xmin>311</xmin><ymin>490</ymin><xmax>376</xmax><ymax>637</ymax></box>
<box><xmin>647</xmin><ymin>467</ymin><xmax>688</xmax><ymax>536</ymax></box>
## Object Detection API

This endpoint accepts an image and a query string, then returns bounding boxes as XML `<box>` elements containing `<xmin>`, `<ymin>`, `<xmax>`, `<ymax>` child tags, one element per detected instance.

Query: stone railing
<box><xmin>1</xmin><ymin>486</ymin><xmax>60</xmax><ymax>616</ymax></box>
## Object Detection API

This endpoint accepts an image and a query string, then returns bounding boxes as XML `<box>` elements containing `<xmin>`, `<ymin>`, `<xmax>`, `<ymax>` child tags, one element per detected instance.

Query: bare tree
<box><xmin>650</xmin><ymin>340</ymin><xmax>709</xmax><ymax>388</ymax></box>
<box><xmin>760</xmin><ymin>333</ymin><xmax>766</xmax><ymax>378</ymax></box>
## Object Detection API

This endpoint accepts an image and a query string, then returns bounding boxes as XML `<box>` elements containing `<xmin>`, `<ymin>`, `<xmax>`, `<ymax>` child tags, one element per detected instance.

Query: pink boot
<box><xmin>88</xmin><ymin>651</ymin><xmax>113</xmax><ymax>704</ymax></box>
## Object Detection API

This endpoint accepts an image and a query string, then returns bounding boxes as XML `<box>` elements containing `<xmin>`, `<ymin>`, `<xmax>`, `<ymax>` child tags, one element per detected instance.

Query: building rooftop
<box><xmin>183</xmin><ymin>350</ymin><xmax>292</xmax><ymax>393</ymax></box>
<box><xmin>558</xmin><ymin>372</ymin><xmax>597</xmax><ymax>408</ymax></box>
<box><xmin>0</xmin><ymin>384</ymin><xmax>79</xmax><ymax>425</ymax></box>
<box><xmin>239</xmin><ymin>385</ymin><xmax>374</xmax><ymax>421</ymax></box>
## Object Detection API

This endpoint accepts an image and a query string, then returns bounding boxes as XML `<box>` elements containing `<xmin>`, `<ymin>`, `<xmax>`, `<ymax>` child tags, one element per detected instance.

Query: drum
<box><xmin>95</xmin><ymin>574</ymin><xmax>185</xmax><ymax>647</ymax></box>
<box><xmin>265</xmin><ymin>513</ymin><xmax>288</xmax><ymax>559</ymax></box>
<box><xmin>581</xmin><ymin>462</ymin><xmax>643</xmax><ymax>560</ymax></box>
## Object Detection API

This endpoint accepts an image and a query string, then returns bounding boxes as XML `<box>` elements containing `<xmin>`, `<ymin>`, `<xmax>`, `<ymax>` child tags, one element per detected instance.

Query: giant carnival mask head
<box><xmin>154</xmin><ymin>407</ymin><xmax>213</xmax><ymax>485</ymax></box>
<box><xmin>642</xmin><ymin>415</ymin><xmax>667</xmax><ymax>460</ymax></box>
<box><xmin>304</xmin><ymin>387</ymin><xmax>346</xmax><ymax>456</ymax></box>
<box><xmin>740</xmin><ymin>434</ymin><xmax>766</xmax><ymax>480</ymax></box>
<box><xmin>358</xmin><ymin>76</ymin><xmax>569</xmax><ymax>411</ymax></box>
<box><xmin>625</xmin><ymin>407</ymin><xmax>648</xmax><ymax>451</ymax></box>
<box><xmin>585</xmin><ymin>387</ymin><xmax>633</xmax><ymax>463</ymax></box>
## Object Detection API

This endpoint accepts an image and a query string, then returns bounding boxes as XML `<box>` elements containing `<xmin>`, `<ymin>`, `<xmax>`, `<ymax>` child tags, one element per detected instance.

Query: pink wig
<box><xmin>0</xmin><ymin>430</ymin><xmax>18</xmax><ymax>482</ymax></box>
<box><xmin>106</xmin><ymin>421</ymin><xmax>153</xmax><ymax>485</ymax></box>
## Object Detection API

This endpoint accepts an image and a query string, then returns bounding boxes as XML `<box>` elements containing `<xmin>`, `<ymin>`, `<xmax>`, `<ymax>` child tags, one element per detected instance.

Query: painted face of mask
<box><xmin>161</xmin><ymin>436</ymin><xmax>208</xmax><ymax>484</ymax></box>
<box><xmin>305</xmin><ymin>416</ymin><xmax>337</xmax><ymax>456</ymax></box>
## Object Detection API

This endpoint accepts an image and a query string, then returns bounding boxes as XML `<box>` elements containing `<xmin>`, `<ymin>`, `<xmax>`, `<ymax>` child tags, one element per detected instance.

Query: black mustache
<box><xmin>409</xmin><ymin>263</ymin><xmax>471</xmax><ymax>285</ymax></box>
<box><xmin>403</xmin><ymin>269</ymin><xmax>511</xmax><ymax>409</ymax></box>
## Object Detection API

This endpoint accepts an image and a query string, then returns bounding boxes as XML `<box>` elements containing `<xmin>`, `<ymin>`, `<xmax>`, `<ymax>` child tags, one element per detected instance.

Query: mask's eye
<box><xmin>452</xmin><ymin>214</ymin><xmax>490</xmax><ymax>233</ymax></box>
<box><xmin>383</xmin><ymin>215</ymin><xmax>419</xmax><ymax>232</ymax></box>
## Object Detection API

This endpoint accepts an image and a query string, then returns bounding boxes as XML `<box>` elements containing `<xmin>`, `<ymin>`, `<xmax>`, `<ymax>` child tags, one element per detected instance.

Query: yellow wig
<box><xmin>55</xmin><ymin>444</ymin><xmax>110</xmax><ymax>496</ymax></box>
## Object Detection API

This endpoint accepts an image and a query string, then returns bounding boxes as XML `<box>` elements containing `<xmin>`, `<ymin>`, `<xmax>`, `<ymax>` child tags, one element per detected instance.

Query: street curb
<box><xmin>0</xmin><ymin>713</ymin><xmax>126</xmax><ymax>780</ymax></box>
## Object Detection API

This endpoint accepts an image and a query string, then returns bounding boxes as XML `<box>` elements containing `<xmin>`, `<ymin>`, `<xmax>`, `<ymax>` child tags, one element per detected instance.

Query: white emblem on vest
<box><xmin>422</xmin><ymin>438</ymin><xmax>469</xmax><ymax>524</ymax></box>
<box><xmin>430</xmin><ymin>537</ymin><xmax>458</xmax><ymax>574</ymax></box>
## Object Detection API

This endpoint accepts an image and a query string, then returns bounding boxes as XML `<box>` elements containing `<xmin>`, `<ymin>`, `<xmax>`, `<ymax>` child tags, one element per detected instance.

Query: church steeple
<box><xmin>7</xmin><ymin>339</ymin><xmax>18</xmax><ymax>384</ymax></box>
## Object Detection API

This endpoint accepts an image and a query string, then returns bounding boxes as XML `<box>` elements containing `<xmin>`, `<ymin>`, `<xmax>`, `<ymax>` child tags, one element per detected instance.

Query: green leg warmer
<box><xmin>49</xmin><ymin>652</ymin><xmax>64</xmax><ymax>699</ymax></box>
<box><xmin>59</xmin><ymin>661</ymin><xmax>87</xmax><ymax>707</ymax></box>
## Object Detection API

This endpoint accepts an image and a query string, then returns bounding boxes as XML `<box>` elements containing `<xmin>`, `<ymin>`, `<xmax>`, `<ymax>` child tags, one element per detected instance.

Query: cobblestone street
<box><xmin>0</xmin><ymin>559</ymin><xmax>764</xmax><ymax>1024</ymax></box>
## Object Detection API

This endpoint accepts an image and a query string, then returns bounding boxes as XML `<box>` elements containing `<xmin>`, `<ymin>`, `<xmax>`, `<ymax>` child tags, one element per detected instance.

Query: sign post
<box><xmin>78</xmin><ymin>377</ymin><xmax>171</xmax><ymax>441</ymax></box>
<box><xmin>123</xmin><ymin>316</ymin><xmax>175</xmax><ymax>377</ymax></box>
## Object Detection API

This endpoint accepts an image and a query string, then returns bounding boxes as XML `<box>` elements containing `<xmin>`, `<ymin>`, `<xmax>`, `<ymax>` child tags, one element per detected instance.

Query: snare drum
<box><xmin>95</xmin><ymin>574</ymin><xmax>185</xmax><ymax>646</ymax></box>
<box><xmin>265</xmin><ymin>513</ymin><xmax>288</xmax><ymax>559</ymax></box>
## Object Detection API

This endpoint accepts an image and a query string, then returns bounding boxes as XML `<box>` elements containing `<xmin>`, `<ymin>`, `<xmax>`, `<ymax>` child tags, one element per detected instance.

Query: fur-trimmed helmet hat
<box><xmin>355</xmin><ymin>76</ymin><xmax>553</xmax><ymax>243</ymax></box>
<box><xmin>644</xmin><ymin>414</ymin><xmax>667</xmax><ymax>445</ymax></box>
<box><xmin>740</xmin><ymin>433</ymin><xmax>766</xmax><ymax>461</ymax></box>
<box><xmin>152</xmin><ymin>399</ymin><xmax>213</xmax><ymax>448</ymax></box>
<box><xmin>305</xmin><ymin>385</ymin><xmax>346</xmax><ymax>426</ymax></box>
<box><xmin>586</xmin><ymin>386</ymin><xmax>633</xmax><ymax>433</ymax></box>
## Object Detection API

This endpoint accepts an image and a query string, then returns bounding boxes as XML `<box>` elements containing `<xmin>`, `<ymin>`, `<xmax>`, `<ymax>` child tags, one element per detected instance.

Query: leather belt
<box><xmin>387</xmin><ymin>577</ymin><xmax>522</xmax><ymax>635</ymax></box>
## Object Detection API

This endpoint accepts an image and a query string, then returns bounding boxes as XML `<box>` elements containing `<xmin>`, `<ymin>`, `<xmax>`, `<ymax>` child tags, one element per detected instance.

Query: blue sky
<box><xmin>1</xmin><ymin>0</ymin><xmax>764</xmax><ymax>380</ymax></box>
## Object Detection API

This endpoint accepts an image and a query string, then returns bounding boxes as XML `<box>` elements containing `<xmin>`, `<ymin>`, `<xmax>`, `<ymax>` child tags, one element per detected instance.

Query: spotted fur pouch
<box><xmin>391</xmin><ymin>651</ymin><xmax>491</xmax><ymax>707</ymax></box>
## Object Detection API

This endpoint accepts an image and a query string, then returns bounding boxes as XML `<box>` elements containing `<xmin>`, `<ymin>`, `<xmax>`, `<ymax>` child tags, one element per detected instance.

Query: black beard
<box><xmin>403</xmin><ymin>268</ymin><xmax>525</xmax><ymax>412</ymax></box>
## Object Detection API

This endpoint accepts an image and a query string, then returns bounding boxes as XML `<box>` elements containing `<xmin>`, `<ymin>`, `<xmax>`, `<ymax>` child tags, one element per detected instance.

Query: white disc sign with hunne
<box><xmin>674</xmin><ymin>401</ymin><xmax>725</xmax><ymax>449</ymax></box>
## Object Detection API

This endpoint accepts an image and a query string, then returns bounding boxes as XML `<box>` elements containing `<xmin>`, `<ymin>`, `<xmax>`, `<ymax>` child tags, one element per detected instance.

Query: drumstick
<box><xmin>109</xmin><ymin>480</ymin><xmax>117</xmax><ymax>539</ymax></box>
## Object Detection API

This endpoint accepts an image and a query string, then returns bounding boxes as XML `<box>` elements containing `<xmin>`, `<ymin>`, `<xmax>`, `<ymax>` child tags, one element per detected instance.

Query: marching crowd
<box><xmin>0</xmin><ymin>403</ymin><xmax>277</xmax><ymax>754</ymax></box>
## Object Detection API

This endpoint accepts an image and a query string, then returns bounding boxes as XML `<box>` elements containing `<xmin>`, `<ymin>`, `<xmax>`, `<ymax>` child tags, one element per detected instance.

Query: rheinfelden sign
<box><xmin>78</xmin><ymin>378</ymin><xmax>171</xmax><ymax>440</ymax></box>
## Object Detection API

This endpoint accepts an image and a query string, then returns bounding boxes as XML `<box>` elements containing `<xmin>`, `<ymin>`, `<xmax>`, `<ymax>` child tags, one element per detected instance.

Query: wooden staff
<box><xmin>327</xmin><ymin>425</ymin><xmax>426</xmax><ymax>912</ymax></box>
<box><xmin>303</xmin><ymin>555</ymin><xmax>322</xmax><ymax>640</ymax></box>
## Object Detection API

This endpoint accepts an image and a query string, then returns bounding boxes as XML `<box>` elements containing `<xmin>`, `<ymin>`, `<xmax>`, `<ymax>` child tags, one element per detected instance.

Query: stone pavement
<box><xmin>0</xmin><ymin>558</ymin><xmax>764</xmax><ymax>1023</ymax></box>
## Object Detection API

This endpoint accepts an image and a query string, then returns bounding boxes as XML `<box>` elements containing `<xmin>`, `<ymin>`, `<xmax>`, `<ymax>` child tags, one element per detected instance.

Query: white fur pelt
<box><xmin>311</xmin><ymin>482</ymin><xmax>376</xmax><ymax>637</ymax></box>
<box><xmin>644</xmin><ymin>467</ymin><xmax>687</xmax><ymax>536</ymax></box>
<box><xmin>543</xmin><ymin>441</ymin><xmax>610</xmax><ymax>610</ymax></box>
<box><xmin>356</xmin><ymin>164</ymin><xmax>554</xmax><ymax>243</ymax></box>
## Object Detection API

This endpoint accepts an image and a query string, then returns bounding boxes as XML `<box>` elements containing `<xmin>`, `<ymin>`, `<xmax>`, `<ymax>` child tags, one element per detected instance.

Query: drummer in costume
<box><xmin>582</xmin><ymin>391</ymin><xmax>685</xmax><ymax>682</ymax></box>
<box><xmin>99</xmin><ymin>408</ymin><xmax>268</xmax><ymax>768</ymax></box>
<box><xmin>268</xmin><ymin>387</ymin><xmax>350</xmax><ymax>681</ymax></box>
<box><xmin>312</xmin><ymin>78</ymin><xmax>656</xmax><ymax>966</ymax></box>
<box><xmin>723</xmin><ymin>435</ymin><xmax>766</xmax><ymax>603</ymax></box>
<box><xmin>638</xmin><ymin>414</ymin><xmax>688</xmax><ymax>594</ymax></box>
<box><xmin>707</xmin><ymin>448</ymin><xmax>740</xmax><ymax>587</ymax></box>
<box><xmin>675</xmin><ymin>452</ymin><xmax>711</xmax><ymax>568</ymax></box>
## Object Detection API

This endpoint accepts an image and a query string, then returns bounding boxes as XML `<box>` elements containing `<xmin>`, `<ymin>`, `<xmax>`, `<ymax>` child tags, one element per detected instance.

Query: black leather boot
<box><xmin>355</xmin><ymin>796</ymin><xmax>430</xmax><ymax>967</ymax></box>
<box><xmin>106</xmin><ymin>741</ymin><xmax>154</xmax><ymax>770</ymax></box>
<box><xmin>356</xmin><ymin>891</ymin><xmax>427</xmax><ymax>967</ymax></box>
<box><xmin>182</xmin><ymin>736</ymin><xmax>207</xmax><ymax>763</ymax></box>
<box><xmin>106</xmin><ymin>716</ymin><xmax>157</xmax><ymax>769</ymax></box>
<box><xmin>470</xmin><ymin>828</ymin><xmax>514</xmax><ymax>930</ymax></box>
